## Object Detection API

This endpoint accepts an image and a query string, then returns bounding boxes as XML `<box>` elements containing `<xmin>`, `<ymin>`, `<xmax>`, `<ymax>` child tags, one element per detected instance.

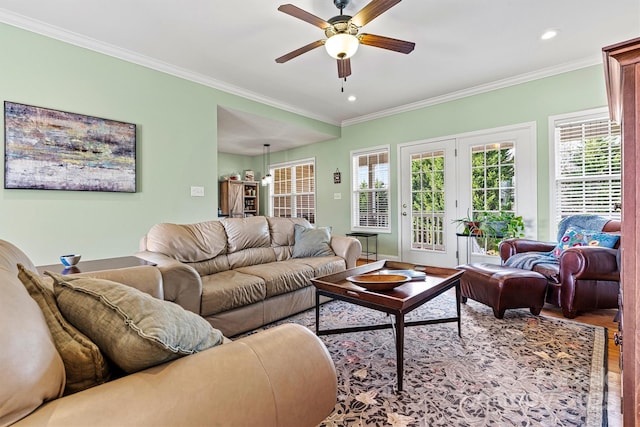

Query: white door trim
<box><xmin>397</xmin><ymin>121</ymin><xmax>537</xmax><ymax>265</ymax></box>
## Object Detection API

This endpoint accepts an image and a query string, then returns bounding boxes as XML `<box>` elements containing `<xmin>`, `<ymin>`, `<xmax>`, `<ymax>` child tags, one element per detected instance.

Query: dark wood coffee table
<box><xmin>311</xmin><ymin>260</ymin><xmax>464</xmax><ymax>392</ymax></box>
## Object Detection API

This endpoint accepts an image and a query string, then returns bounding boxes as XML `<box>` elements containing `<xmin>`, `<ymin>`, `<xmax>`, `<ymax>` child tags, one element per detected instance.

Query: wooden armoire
<box><xmin>219</xmin><ymin>180</ymin><xmax>259</xmax><ymax>218</ymax></box>
<box><xmin>603</xmin><ymin>36</ymin><xmax>640</xmax><ymax>425</ymax></box>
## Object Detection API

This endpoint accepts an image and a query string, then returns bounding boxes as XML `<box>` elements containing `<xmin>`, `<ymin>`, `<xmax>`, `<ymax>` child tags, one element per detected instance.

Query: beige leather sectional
<box><xmin>136</xmin><ymin>215</ymin><xmax>362</xmax><ymax>337</ymax></box>
<box><xmin>1</xmin><ymin>238</ymin><xmax>337</xmax><ymax>427</ymax></box>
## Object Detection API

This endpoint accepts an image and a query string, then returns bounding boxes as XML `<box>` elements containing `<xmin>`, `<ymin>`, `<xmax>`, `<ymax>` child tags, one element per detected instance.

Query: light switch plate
<box><xmin>334</xmin><ymin>193</ymin><xmax>342</xmax><ymax>200</ymax></box>
<box><xmin>190</xmin><ymin>186</ymin><xmax>205</xmax><ymax>197</ymax></box>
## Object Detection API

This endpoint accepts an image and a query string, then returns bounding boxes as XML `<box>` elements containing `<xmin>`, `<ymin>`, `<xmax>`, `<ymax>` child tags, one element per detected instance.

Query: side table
<box><xmin>346</xmin><ymin>232</ymin><xmax>378</xmax><ymax>263</ymax></box>
<box><xmin>36</xmin><ymin>256</ymin><xmax>156</xmax><ymax>275</ymax></box>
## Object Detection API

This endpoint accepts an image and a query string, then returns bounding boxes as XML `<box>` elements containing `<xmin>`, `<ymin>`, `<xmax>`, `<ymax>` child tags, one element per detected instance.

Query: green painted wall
<box><xmin>217</xmin><ymin>152</ymin><xmax>260</xmax><ymax>182</ymax></box>
<box><xmin>0</xmin><ymin>23</ymin><xmax>337</xmax><ymax>264</ymax></box>
<box><xmin>274</xmin><ymin>66</ymin><xmax>608</xmax><ymax>257</ymax></box>
<box><xmin>0</xmin><ymin>22</ymin><xmax>608</xmax><ymax>264</ymax></box>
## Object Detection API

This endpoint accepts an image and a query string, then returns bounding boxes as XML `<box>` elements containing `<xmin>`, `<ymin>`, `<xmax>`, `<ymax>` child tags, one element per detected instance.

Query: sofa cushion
<box><xmin>237</xmin><ymin>261</ymin><xmax>315</xmax><ymax>298</ymax></box>
<box><xmin>18</xmin><ymin>265</ymin><xmax>110</xmax><ymax>395</ymax></box>
<box><xmin>267</xmin><ymin>216</ymin><xmax>311</xmax><ymax>247</ymax></box>
<box><xmin>227</xmin><ymin>247</ymin><xmax>278</xmax><ymax>270</ymax></box>
<box><xmin>201</xmin><ymin>270</ymin><xmax>267</xmax><ymax>316</ymax></box>
<box><xmin>532</xmin><ymin>263</ymin><xmax>561</xmax><ymax>284</ymax></box>
<box><xmin>223</xmin><ymin>216</ymin><xmax>271</xmax><ymax>253</ymax></box>
<box><xmin>146</xmin><ymin>220</ymin><xmax>228</xmax><ymax>263</ymax></box>
<box><xmin>188</xmin><ymin>254</ymin><xmax>231</xmax><ymax>277</ymax></box>
<box><xmin>290</xmin><ymin>256</ymin><xmax>346</xmax><ymax>277</ymax></box>
<box><xmin>47</xmin><ymin>273</ymin><xmax>224</xmax><ymax>373</ymax></box>
<box><xmin>292</xmin><ymin>224</ymin><xmax>335</xmax><ymax>258</ymax></box>
<box><xmin>553</xmin><ymin>226</ymin><xmax>620</xmax><ymax>258</ymax></box>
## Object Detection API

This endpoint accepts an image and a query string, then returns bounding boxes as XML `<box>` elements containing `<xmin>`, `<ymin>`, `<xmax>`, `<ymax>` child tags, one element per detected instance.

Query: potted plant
<box><xmin>452</xmin><ymin>209</ymin><xmax>483</xmax><ymax>236</ymax></box>
<box><xmin>478</xmin><ymin>211</ymin><xmax>525</xmax><ymax>239</ymax></box>
<box><xmin>453</xmin><ymin>210</ymin><xmax>525</xmax><ymax>238</ymax></box>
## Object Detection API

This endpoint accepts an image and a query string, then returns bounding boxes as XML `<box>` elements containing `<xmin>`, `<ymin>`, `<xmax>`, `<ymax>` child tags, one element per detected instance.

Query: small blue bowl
<box><xmin>60</xmin><ymin>254</ymin><xmax>81</xmax><ymax>267</ymax></box>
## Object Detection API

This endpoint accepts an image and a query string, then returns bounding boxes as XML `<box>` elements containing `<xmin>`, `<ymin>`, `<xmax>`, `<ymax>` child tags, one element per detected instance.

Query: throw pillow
<box><xmin>46</xmin><ymin>272</ymin><xmax>224</xmax><ymax>374</ymax></box>
<box><xmin>17</xmin><ymin>264</ymin><xmax>110</xmax><ymax>395</ymax></box>
<box><xmin>553</xmin><ymin>226</ymin><xmax>620</xmax><ymax>258</ymax></box>
<box><xmin>292</xmin><ymin>224</ymin><xmax>335</xmax><ymax>258</ymax></box>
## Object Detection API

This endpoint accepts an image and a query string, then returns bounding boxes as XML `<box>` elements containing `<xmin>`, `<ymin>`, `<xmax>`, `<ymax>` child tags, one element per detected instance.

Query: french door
<box><xmin>399</xmin><ymin>139</ymin><xmax>457</xmax><ymax>266</ymax></box>
<box><xmin>400</xmin><ymin>123</ymin><xmax>537</xmax><ymax>267</ymax></box>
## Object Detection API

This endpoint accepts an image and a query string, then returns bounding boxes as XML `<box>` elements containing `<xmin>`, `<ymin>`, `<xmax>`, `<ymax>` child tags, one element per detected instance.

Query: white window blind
<box><xmin>553</xmin><ymin>114</ymin><xmax>621</xmax><ymax>225</ymax></box>
<box><xmin>351</xmin><ymin>147</ymin><xmax>390</xmax><ymax>231</ymax></box>
<box><xmin>271</xmin><ymin>159</ymin><xmax>316</xmax><ymax>224</ymax></box>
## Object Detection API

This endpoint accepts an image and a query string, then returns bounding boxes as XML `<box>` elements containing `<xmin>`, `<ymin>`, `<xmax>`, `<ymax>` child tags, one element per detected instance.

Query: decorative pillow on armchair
<box><xmin>553</xmin><ymin>226</ymin><xmax>620</xmax><ymax>258</ymax></box>
<box><xmin>292</xmin><ymin>224</ymin><xmax>335</xmax><ymax>258</ymax></box>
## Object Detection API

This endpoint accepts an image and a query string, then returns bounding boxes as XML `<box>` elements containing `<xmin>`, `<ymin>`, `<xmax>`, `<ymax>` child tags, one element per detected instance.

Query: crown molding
<box><xmin>0</xmin><ymin>9</ymin><xmax>603</xmax><ymax>130</ymax></box>
<box><xmin>341</xmin><ymin>56</ymin><xmax>603</xmax><ymax>127</ymax></box>
<box><xmin>0</xmin><ymin>9</ymin><xmax>340</xmax><ymax>126</ymax></box>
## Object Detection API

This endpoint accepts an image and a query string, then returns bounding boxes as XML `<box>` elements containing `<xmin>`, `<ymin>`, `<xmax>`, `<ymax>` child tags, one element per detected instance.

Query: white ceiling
<box><xmin>0</xmin><ymin>0</ymin><xmax>638</xmax><ymax>155</ymax></box>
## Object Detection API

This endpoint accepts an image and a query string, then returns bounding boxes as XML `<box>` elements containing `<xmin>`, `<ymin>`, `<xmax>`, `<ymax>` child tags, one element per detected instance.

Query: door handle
<box><xmin>402</xmin><ymin>212</ymin><xmax>407</xmax><ymax>216</ymax></box>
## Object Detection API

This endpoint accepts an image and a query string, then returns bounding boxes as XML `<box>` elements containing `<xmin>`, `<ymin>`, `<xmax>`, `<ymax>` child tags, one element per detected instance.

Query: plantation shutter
<box><xmin>294</xmin><ymin>163</ymin><xmax>315</xmax><ymax>224</ymax></box>
<box><xmin>554</xmin><ymin>117</ymin><xmax>621</xmax><ymax>223</ymax></box>
<box><xmin>271</xmin><ymin>159</ymin><xmax>316</xmax><ymax>224</ymax></box>
<box><xmin>352</xmin><ymin>148</ymin><xmax>390</xmax><ymax>230</ymax></box>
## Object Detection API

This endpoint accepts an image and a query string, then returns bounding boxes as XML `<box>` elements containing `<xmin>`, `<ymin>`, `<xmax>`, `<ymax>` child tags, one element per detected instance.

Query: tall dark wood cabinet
<box><xmin>603</xmin><ymin>36</ymin><xmax>640</xmax><ymax>426</ymax></box>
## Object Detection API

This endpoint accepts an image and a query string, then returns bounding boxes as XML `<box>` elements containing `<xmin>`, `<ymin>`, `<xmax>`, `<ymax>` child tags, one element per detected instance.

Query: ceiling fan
<box><xmin>275</xmin><ymin>0</ymin><xmax>415</xmax><ymax>80</ymax></box>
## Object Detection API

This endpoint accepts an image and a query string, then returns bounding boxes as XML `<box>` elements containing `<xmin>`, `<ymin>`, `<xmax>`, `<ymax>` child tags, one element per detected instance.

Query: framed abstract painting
<box><xmin>4</xmin><ymin>101</ymin><xmax>137</xmax><ymax>192</ymax></box>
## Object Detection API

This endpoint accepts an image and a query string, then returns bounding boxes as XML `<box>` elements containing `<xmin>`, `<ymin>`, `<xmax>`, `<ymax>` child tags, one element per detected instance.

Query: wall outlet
<box><xmin>334</xmin><ymin>193</ymin><xmax>342</xmax><ymax>200</ymax></box>
<box><xmin>190</xmin><ymin>186</ymin><xmax>205</xmax><ymax>197</ymax></box>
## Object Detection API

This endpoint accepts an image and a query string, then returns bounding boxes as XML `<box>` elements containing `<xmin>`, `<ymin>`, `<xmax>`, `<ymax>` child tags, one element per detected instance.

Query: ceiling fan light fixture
<box><xmin>325</xmin><ymin>33</ymin><xmax>359</xmax><ymax>59</ymax></box>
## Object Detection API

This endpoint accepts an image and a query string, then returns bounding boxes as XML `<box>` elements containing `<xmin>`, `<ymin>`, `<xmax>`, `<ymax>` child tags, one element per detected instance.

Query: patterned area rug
<box><xmin>251</xmin><ymin>289</ymin><xmax>607</xmax><ymax>427</ymax></box>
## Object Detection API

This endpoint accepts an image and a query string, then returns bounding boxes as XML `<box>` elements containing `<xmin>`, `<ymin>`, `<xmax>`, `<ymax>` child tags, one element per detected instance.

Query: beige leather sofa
<box><xmin>137</xmin><ymin>216</ymin><xmax>362</xmax><ymax>336</ymax></box>
<box><xmin>1</xmin><ymin>239</ymin><xmax>337</xmax><ymax>427</ymax></box>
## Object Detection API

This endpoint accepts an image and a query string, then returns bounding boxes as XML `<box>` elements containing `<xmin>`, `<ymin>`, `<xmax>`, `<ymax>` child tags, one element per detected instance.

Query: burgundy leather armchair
<box><xmin>499</xmin><ymin>219</ymin><xmax>620</xmax><ymax>319</ymax></box>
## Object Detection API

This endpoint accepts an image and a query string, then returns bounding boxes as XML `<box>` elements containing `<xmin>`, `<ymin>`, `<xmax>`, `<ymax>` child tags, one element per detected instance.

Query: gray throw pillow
<box><xmin>47</xmin><ymin>272</ymin><xmax>224</xmax><ymax>373</ymax></box>
<box><xmin>292</xmin><ymin>224</ymin><xmax>335</xmax><ymax>258</ymax></box>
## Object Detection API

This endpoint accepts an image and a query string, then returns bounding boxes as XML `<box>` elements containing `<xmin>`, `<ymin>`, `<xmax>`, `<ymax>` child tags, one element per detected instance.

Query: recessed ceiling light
<box><xmin>541</xmin><ymin>29</ymin><xmax>558</xmax><ymax>40</ymax></box>
<box><xmin>347</xmin><ymin>95</ymin><xmax>357</xmax><ymax>102</ymax></box>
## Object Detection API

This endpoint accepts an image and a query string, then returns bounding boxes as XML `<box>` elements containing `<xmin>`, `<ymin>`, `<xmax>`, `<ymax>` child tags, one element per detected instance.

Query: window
<box><xmin>470</xmin><ymin>141</ymin><xmax>516</xmax><ymax>255</ymax></box>
<box><xmin>471</xmin><ymin>142</ymin><xmax>516</xmax><ymax>215</ymax></box>
<box><xmin>351</xmin><ymin>146</ymin><xmax>390</xmax><ymax>231</ymax></box>
<box><xmin>551</xmin><ymin>109</ymin><xmax>621</xmax><ymax>230</ymax></box>
<box><xmin>411</xmin><ymin>150</ymin><xmax>445</xmax><ymax>250</ymax></box>
<box><xmin>270</xmin><ymin>159</ymin><xmax>316</xmax><ymax>224</ymax></box>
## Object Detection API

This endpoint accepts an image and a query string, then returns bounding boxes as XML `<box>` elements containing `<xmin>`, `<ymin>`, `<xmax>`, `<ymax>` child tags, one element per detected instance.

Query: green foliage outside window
<box><xmin>411</xmin><ymin>156</ymin><xmax>445</xmax><ymax>212</ymax></box>
<box><xmin>469</xmin><ymin>144</ymin><xmax>517</xmax><ymax>255</ymax></box>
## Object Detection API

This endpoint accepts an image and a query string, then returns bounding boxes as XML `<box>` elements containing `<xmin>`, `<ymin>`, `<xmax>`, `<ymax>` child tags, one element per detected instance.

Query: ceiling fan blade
<box><xmin>337</xmin><ymin>58</ymin><xmax>352</xmax><ymax>79</ymax></box>
<box><xmin>278</xmin><ymin>4</ymin><xmax>331</xmax><ymax>29</ymax></box>
<box><xmin>359</xmin><ymin>33</ymin><xmax>415</xmax><ymax>54</ymax></box>
<box><xmin>276</xmin><ymin>40</ymin><xmax>325</xmax><ymax>63</ymax></box>
<box><xmin>351</xmin><ymin>0</ymin><xmax>401</xmax><ymax>27</ymax></box>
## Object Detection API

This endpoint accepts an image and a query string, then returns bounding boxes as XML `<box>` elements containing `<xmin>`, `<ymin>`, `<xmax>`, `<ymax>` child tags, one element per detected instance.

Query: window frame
<box><xmin>350</xmin><ymin>145</ymin><xmax>391</xmax><ymax>233</ymax></box>
<box><xmin>548</xmin><ymin>107</ymin><xmax>621</xmax><ymax>236</ymax></box>
<box><xmin>267</xmin><ymin>157</ymin><xmax>316</xmax><ymax>224</ymax></box>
